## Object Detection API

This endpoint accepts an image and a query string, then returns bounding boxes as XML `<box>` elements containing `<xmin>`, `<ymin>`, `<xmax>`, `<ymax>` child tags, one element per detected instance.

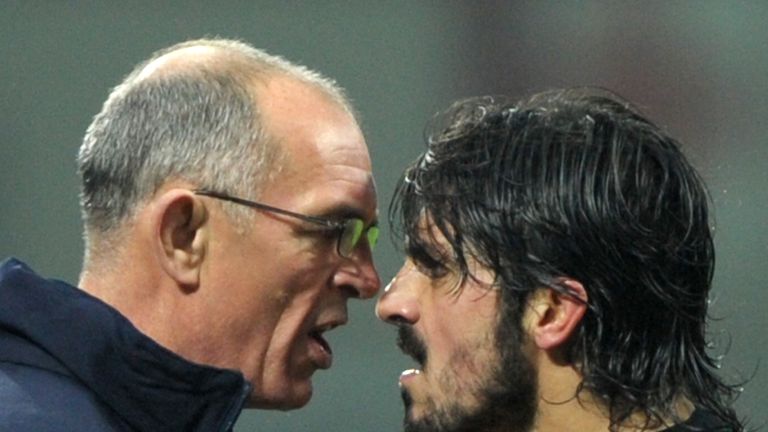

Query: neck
<box><xmin>79</xmin><ymin>232</ymin><xmax>179</xmax><ymax>353</ymax></box>
<box><xmin>531</xmin><ymin>355</ymin><xmax>606</xmax><ymax>432</ymax></box>
<box><xmin>531</xmin><ymin>352</ymin><xmax>694</xmax><ymax>432</ymax></box>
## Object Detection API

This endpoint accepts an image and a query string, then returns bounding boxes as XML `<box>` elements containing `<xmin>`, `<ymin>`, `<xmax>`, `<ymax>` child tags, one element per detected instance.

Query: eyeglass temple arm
<box><xmin>193</xmin><ymin>189</ymin><xmax>340</xmax><ymax>228</ymax></box>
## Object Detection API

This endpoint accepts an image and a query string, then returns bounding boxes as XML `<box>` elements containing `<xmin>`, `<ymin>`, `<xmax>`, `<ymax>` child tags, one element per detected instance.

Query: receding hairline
<box><xmin>126</xmin><ymin>38</ymin><xmax>354</xmax><ymax>115</ymax></box>
<box><xmin>134</xmin><ymin>44</ymin><xmax>245</xmax><ymax>81</ymax></box>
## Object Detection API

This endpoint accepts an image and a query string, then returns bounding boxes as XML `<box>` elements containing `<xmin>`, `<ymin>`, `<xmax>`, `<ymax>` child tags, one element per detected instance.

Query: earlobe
<box><xmin>154</xmin><ymin>190</ymin><xmax>208</xmax><ymax>290</ymax></box>
<box><xmin>527</xmin><ymin>279</ymin><xmax>587</xmax><ymax>351</ymax></box>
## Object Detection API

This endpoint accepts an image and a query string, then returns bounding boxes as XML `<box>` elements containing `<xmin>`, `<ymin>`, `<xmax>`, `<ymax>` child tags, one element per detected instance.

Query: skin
<box><xmin>376</xmin><ymin>228</ymin><xmax>503</xmax><ymax>427</ymax></box>
<box><xmin>224</xmin><ymin>74</ymin><xmax>380</xmax><ymax>408</ymax></box>
<box><xmin>80</xmin><ymin>49</ymin><xmax>380</xmax><ymax>410</ymax></box>
<box><xmin>377</xmin><ymin>220</ymin><xmax>688</xmax><ymax>431</ymax></box>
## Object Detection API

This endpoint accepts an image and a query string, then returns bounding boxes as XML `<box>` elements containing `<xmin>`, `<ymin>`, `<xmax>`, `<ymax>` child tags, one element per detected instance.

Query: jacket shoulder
<box><xmin>0</xmin><ymin>361</ymin><xmax>129</xmax><ymax>431</ymax></box>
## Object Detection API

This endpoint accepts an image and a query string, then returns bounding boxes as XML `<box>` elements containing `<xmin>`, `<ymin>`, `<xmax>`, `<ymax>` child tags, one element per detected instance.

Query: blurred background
<box><xmin>1</xmin><ymin>2</ymin><xmax>765</xmax><ymax>430</ymax></box>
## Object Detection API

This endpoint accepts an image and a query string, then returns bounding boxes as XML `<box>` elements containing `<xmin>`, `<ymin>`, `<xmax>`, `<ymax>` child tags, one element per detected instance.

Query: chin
<box><xmin>401</xmin><ymin>387</ymin><xmax>434</xmax><ymax>427</ymax></box>
<box><xmin>247</xmin><ymin>386</ymin><xmax>313</xmax><ymax>410</ymax></box>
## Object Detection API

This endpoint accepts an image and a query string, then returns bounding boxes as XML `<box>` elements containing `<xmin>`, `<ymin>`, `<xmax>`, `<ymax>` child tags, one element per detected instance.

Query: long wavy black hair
<box><xmin>390</xmin><ymin>88</ymin><xmax>743</xmax><ymax>430</ymax></box>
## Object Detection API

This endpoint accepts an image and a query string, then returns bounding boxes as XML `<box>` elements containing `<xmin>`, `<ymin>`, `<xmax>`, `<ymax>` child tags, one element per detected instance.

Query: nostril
<box><xmin>386</xmin><ymin>314</ymin><xmax>410</xmax><ymax>325</ymax></box>
<box><xmin>341</xmin><ymin>285</ymin><xmax>360</xmax><ymax>299</ymax></box>
<box><xmin>358</xmin><ymin>276</ymin><xmax>381</xmax><ymax>300</ymax></box>
<box><xmin>376</xmin><ymin>295</ymin><xmax>418</xmax><ymax>324</ymax></box>
<box><xmin>334</xmin><ymin>267</ymin><xmax>379</xmax><ymax>299</ymax></box>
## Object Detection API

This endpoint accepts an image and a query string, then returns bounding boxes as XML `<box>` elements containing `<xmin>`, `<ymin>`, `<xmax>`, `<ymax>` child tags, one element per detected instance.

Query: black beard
<box><xmin>400</xmin><ymin>309</ymin><xmax>537</xmax><ymax>432</ymax></box>
<box><xmin>398</xmin><ymin>325</ymin><xmax>428</xmax><ymax>367</ymax></box>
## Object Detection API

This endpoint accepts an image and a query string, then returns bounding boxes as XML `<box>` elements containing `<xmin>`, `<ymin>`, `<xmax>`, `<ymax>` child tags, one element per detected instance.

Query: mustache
<box><xmin>397</xmin><ymin>326</ymin><xmax>428</xmax><ymax>367</ymax></box>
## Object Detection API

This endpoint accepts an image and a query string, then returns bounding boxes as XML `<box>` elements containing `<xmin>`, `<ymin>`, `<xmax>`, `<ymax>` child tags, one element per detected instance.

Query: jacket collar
<box><xmin>0</xmin><ymin>258</ymin><xmax>250</xmax><ymax>432</ymax></box>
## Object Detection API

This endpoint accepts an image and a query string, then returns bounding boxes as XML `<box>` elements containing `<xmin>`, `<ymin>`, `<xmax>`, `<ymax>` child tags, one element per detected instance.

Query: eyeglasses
<box><xmin>194</xmin><ymin>189</ymin><xmax>379</xmax><ymax>258</ymax></box>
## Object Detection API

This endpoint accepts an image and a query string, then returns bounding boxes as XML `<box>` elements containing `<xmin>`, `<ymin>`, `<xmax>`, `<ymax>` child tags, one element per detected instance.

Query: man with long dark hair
<box><xmin>377</xmin><ymin>88</ymin><xmax>743</xmax><ymax>431</ymax></box>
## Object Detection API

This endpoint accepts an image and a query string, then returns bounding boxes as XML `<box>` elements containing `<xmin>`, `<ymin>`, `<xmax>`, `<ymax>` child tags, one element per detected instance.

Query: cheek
<box><xmin>425</xmin><ymin>297</ymin><xmax>499</xmax><ymax>364</ymax></box>
<box><xmin>229</xmin><ymin>244</ymin><xmax>328</xmax><ymax>312</ymax></box>
<box><xmin>422</xmin><ymin>315</ymin><xmax>471</xmax><ymax>369</ymax></box>
<box><xmin>252</xmin><ymin>293</ymin><xmax>327</xmax><ymax>407</ymax></box>
<box><xmin>430</xmin><ymin>324</ymin><xmax>495</xmax><ymax>373</ymax></box>
<box><xmin>262</xmin><ymin>280</ymin><xmax>331</xmax><ymax>364</ymax></box>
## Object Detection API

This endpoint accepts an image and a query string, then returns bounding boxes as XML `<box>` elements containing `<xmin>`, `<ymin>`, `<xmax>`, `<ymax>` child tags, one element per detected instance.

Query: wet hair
<box><xmin>390</xmin><ymin>88</ymin><xmax>743</xmax><ymax>430</ymax></box>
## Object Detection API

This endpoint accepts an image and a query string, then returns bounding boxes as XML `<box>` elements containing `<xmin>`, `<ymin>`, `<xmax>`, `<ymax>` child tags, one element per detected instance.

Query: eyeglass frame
<box><xmin>193</xmin><ymin>189</ymin><xmax>378</xmax><ymax>258</ymax></box>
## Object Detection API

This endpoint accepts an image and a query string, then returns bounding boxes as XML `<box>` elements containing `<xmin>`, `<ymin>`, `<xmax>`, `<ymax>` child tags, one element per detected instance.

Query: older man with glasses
<box><xmin>0</xmin><ymin>38</ymin><xmax>380</xmax><ymax>431</ymax></box>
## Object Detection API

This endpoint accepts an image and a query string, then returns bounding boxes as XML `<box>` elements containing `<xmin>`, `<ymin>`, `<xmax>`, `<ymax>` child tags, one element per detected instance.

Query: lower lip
<box><xmin>399</xmin><ymin>368</ymin><xmax>422</xmax><ymax>385</ymax></box>
<box><xmin>309</xmin><ymin>336</ymin><xmax>333</xmax><ymax>369</ymax></box>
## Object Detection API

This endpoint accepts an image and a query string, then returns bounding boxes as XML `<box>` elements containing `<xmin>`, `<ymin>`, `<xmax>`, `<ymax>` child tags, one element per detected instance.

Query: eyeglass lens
<box><xmin>339</xmin><ymin>219</ymin><xmax>379</xmax><ymax>257</ymax></box>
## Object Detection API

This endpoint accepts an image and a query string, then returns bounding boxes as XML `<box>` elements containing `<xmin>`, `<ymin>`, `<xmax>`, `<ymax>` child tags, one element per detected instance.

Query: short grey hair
<box><xmin>77</xmin><ymin>38</ymin><xmax>353</xmax><ymax>240</ymax></box>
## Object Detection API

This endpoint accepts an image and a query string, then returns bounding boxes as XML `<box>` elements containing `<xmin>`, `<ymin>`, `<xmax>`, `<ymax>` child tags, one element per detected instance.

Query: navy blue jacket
<box><xmin>0</xmin><ymin>258</ymin><xmax>251</xmax><ymax>431</ymax></box>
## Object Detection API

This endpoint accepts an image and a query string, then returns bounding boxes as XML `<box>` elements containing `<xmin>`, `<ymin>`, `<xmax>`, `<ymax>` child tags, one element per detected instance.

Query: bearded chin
<box><xmin>402</xmin><ymin>367</ymin><xmax>537</xmax><ymax>432</ymax></box>
<box><xmin>401</xmin><ymin>318</ymin><xmax>538</xmax><ymax>432</ymax></box>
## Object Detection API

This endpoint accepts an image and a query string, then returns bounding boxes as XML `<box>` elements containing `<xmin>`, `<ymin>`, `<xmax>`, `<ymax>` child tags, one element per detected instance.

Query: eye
<box><xmin>417</xmin><ymin>262</ymin><xmax>449</xmax><ymax>279</ymax></box>
<box><xmin>408</xmin><ymin>249</ymin><xmax>450</xmax><ymax>279</ymax></box>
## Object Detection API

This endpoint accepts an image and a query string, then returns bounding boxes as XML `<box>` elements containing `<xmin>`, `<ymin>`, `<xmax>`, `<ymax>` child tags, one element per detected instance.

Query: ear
<box><xmin>524</xmin><ymin>279</ymin><xmax>587</xmax><ymax>350</ymax></box>
<box><xmin>151</xmin><ymin>189</ymin><xmax>208</xmax><ymax>290</ymax></box>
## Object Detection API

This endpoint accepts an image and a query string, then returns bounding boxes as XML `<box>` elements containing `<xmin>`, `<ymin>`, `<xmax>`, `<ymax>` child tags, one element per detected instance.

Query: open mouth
<box><xmin>396</xmin><ymin>326</ymin><xmax>428</xmax><ymax>387</ymax></box>
<box><xmin>400</xmin><ymin>368</ymin><xmax>422</xmax><ymax>379</ymax></box>
<box><xmin>309</xmin><ymin>330</ymin><xmax>332</xmax><ymax>356</ymax></box>
<box><xmin>307</xmin><ymin>321</ymin><xmax>342</xmax><ymax>370</ymax></box>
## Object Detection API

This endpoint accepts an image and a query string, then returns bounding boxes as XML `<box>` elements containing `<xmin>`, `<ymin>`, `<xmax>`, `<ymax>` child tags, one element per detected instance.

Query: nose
<box><xmin>334</xmin><ymin>245</ymin><xmax>381</xmax><ymax>300</ymax></box>
<box><xmin>375</xmin><ymin>266</ymin><xmax>420</xmax><ymax>325</ymax></box>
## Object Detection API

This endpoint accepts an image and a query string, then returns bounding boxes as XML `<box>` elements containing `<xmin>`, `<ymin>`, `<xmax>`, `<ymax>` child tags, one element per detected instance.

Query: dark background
<box><xmin>1</xmin><ymin>2</ymin><xmax>765</xmax><ymax>430</ymax></box>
